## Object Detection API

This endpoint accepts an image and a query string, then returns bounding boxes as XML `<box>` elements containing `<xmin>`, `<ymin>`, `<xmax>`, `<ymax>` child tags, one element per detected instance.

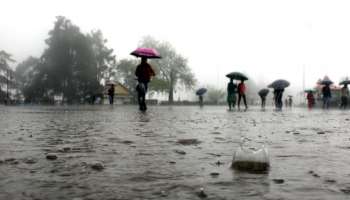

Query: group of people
<box><xmin>306</xmin><ymin>83</ymin><xmax>349</xmax><ymax>110</ymax></box>
<box><xmin>227</xmin><ymin>79</ymin><xmax>248</xmax><ymax>111</ymax></box>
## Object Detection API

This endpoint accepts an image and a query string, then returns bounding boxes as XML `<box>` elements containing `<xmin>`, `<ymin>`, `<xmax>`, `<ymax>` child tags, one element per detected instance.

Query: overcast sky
<box><xmin>2</xmin><ymin>0</ymin><xmax>350</xmax><ymax>95</ymax></box>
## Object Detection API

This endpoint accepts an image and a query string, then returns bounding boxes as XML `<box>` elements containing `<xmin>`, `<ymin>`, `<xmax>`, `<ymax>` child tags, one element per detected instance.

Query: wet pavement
<box><xmin>0</xmin><ymin>105</ymin><xmax>350</xmax><ymax>200</ymax></box>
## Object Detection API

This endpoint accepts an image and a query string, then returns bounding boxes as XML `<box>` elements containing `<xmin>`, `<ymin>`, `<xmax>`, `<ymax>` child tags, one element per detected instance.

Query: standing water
<box><xmin>0</xmin><ymin>105</ymin><xmax>350</xmax><ymax>199</ymax></box>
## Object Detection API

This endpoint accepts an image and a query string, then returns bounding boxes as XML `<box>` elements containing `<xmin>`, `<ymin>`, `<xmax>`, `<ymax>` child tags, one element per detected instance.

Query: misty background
<box><xmin>2</xmin><ymin>0</ymin><xmax>350</xmax><ymax>102</ymax></box>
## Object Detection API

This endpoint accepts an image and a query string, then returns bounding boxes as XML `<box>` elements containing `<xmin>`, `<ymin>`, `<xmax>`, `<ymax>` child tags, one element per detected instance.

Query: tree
<box><xmin>26</xmin><ymin>16</ymin><xmax>116</xmax><ymax>103</ymax></box>
<box><xmin>115</xmin><ymin>59</ymin><xmax>139</xmax><ymax>101</ymax></box>
<box><xmin>0</xmin><ymin>50</ymin><xmax>15</xmax><ymax>102</ymax></box>
<box><xmin>139</xmin><ymin>36</ymin><xmax>196</xmax><ymax>103</ymax></box>
<box><xmin>14</xmin><ymin>56</ymin><xmax>43</xmax><ymax>102</ymax></box>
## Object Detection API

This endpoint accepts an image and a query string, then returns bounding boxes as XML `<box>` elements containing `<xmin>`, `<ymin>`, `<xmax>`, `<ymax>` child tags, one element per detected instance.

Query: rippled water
<box><xmin>0</xmin><ymin>105</ymin><xmax>350</xmax><ymax>200</ymax></box>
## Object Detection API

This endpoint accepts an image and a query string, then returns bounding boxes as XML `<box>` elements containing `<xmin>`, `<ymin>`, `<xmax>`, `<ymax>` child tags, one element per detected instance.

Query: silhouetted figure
<box><xmin>340</xmin><ymin>84</ymin><xmax>349</xmax><ymax>109</ymax></box>
<box><xmin>227</xmin><ymin>78</ymin><xmax>237</xmax><ymax>110</ymax></box>
<box><xmin>199</xmin><ymin>95</ymin><xmax>204</xmax><ymax>107</ymax></box>
<box><xmin>259</xmin><ymin>94</ymin><xmax>266</xmax><ymax>109</ymax></box>
<box><xmin>135</xmin><ymin>57</ymin><xmax>155</xmax><ymax>111</ymax></box>
<box><xmin>108</xmin><ymin>84</ymin><xmax>115</xmax><ymax>105</ymax></box>
<box><xmin>288</xmin><ymin>96</ymin><xmax>293</xmax><ymax>107</ymax></box>
<box><xmin>284</xmin><ymin>99</ymin><xmax>288</xmax><ymax>108</ymax></box>
<box><xmin>237</xmin><ymin>80</ymin><xmax>248</xmax><ymax>110</ymax></box>
<box><xmin>322</xmin><ymin>84</ymin><xmax>331</xmax><ymax>109</ymax></box>
<box><xmin>274</xmin><ymin>89</ymin><xmax>284</xmax><ymax>111</ymax></box>
<box><xmin>306</xmin><ymin>91</ymin><xmax>315</xmax><ymax>110</ymax></box>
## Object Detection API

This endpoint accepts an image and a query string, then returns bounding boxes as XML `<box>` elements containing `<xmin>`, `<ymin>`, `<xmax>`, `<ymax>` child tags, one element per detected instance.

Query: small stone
<box><xmin>90</xmin><ymin>162</ymin><xmax>104</xmax><ymax>171</ymax></box>
<box><xmin>293</xmin><ymin>132</ymin><xmax>300</xmax><ymax>135</ymax></box>
<box><xmin>340</xmin><ymin>188</ymin><xmax>350</xmax><ymax>194</ymax></box>
<box><xmin>5</xmin><ymin>158</ymin><xmax>16</xmax><ymax>162</ymax></box>
<box><xmin>272</xmin><ymin>179</ymin><xmax>285</xmax><ymax>184</ymax></box>
<box><xmin>317</xmin><ymin>131</ymin><xmax>325</xmax><ymax>135</ymax></box>
<box><xmin>210</xmin><ymin>172</ymin><xmax>220</xmax><ymax>177</ymax></box>
<box><xmin>46</xmin><ymin>154</ymin><xmax>58</xmax><ymax>160</ymax></box>
<box><xmin>29</xmin><ymin>135</ymin><xmax>33</xmax><ymax>138</ymax></box>
<box><xmin>325</xmin><ymin>179</ymin><xmax>336</xmax><ymax>183</ymax></box>
<box><xmin>121</xmin><ymin>140</ymin><xmax>134</xmax><ymax>145</ymax></box>
<box><xmin>174</xmin><ymin>149</ymin><xmax>186</xmax><ymax>155</ymax></box>
<box><xmin>177</xmin><ymin>139</ymin><xmax>201</xmax><ymax>145</ymax></box>
<box><xmin>168</xmin><ymin>161</ymin><xmax>176</xmax><ymax>164</ymax></box>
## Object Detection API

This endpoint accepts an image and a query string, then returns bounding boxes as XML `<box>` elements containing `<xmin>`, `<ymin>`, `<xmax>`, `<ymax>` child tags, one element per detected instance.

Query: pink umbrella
<box><xmin>130</xmin><ymin>48</ymin><xmax>161</xmax><ymax>59</ymax></box>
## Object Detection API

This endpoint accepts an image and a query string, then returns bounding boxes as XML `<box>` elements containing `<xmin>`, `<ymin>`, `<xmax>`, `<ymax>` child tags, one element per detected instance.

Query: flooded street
<box><xmin>1</xmin><ymin>105</ymin><xmax>350</xmax><ymax>200</ymax></box>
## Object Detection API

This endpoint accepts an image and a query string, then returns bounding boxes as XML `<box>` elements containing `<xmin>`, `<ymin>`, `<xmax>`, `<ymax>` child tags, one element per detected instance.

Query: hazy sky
<box><xmin>2</xmin><ymin>0</ymin><xmax>350</xmax><ymax>94</ymax></box>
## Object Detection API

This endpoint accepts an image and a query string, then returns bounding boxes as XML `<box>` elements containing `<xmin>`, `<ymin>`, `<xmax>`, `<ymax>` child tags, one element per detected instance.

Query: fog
<box><xmin>2</xmin><ymin>0</ymin><xmax>350</xmax><ymax>96</ymax></box>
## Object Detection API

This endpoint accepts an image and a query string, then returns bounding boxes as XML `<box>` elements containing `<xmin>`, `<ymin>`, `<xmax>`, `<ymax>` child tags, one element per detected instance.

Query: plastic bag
<box><xmin>231</xmin><ymin>138</ymin><xmax>270</xmax><ymax>172</ymax></box>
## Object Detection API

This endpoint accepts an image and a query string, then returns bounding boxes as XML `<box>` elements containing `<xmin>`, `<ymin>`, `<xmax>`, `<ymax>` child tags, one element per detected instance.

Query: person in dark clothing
<box><xmin>306</xmin><ymin>91</ymin><xmax>315</xmax><ymax>110</ymax></box>
<box><xmin>135</xmin><ymin>57</ymin><xmax>155</xmax><ymax>111</ymax></box>
<box><xmin>259</xmin><ymin>93</ymin><xmax>267</xmax><ymax>109</ymax></box>
<box><xmin>274</xmin><ymin>89</ymin><xmax>284</xmax><ymax>111</ymax></box>
<box><xmin>199</xmin><ymin>95</ymin><xmax>204</xmax><ymax>107</ymax></box>
<box><xmin>322</xmin><ymin>84</ymin><xmax>331</xmax><ymax>109</ymax></box>
<box><xmin>237</xmin><ymin>80</ymin><xmax>248</xmax><ymax>110</ymax></box>
<box><xmin>227</xmin><ymin>78</ymin><xmax>237</xmax><ymax>110</ymax></box>
<box><xmin>107</xmin><ymin>84</ymin><xmax>115</xmax><ymax>105</ymax></box>
<box><xmin>340</xmin><ymin>84</ymin><xmax>349</xmax><ymax>109</ymax></box>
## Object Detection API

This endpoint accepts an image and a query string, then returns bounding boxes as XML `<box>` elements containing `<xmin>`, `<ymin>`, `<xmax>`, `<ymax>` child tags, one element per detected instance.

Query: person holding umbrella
<box><xmin>196</xmin><ymin>88</ymin><xmax>207</xmax><ymax>107</ymax></box>
<box><xmin>226</xmin><ymin>72</ymin><xmax>248</xmax><ymax>111</ymax></box>
<box><xmin>305</xmin><ymin>90</ymin><xmax>315</xmax><ymax>110</ymax></box>
<box><xmin>237</xmin><ymin>80</ymin><xmax>248</xmax><ymax>110</ymax></box>
<box><xmin>107</xmin><ymin>84</ymin><xmax>115</xmax><ymax>105</ymax></box>
<box><xmin>320</xmin><ymin>77</ymin><xmax>333</xmax><ymax>109</ymax></box>
<box><xmin>131</xmin><ymin>48</ymin><xmax>160</xmax><ymax>111</ymax></box>
<box><xmin>268</xmin><ymin>79</ymin><xmax>290</xmax><ymax>111</ymax></box>
<box><xmin>340</xmin><ymin>80</ymin><xmax>350</xmax><ymax>109</ymax></box>
<box><xmin>258</xmin><ymin>88</ymin><xmax>269</xmax><ymax>110</ymax></box>
<box><xmin>227</xmin><ymin>78</ymin><xmax>237</xmax><ymax>110</ymax></box>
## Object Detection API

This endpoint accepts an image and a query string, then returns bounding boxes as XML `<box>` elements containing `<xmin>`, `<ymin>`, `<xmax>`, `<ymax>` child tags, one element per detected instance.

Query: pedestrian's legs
<box><xmin>242</xmin><ymin>94</ymin><xmax>248</xmax><ymax>109</ymax></box>
<box><xmin>345</xmin><ymin>97</ymin><xmax>348</xmax><ymax>109</ymax></box>
<box><xmin>238</xmin><ymin>94</ymin><xmax>242</xmax><ymax>109</ymax></box>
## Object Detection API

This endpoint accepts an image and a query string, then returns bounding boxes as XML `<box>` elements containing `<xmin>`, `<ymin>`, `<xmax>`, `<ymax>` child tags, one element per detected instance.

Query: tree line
<box><xmin>1</xmin><ymin>16</ymin><xmax>196</xmax><ymax>104</ymax></box>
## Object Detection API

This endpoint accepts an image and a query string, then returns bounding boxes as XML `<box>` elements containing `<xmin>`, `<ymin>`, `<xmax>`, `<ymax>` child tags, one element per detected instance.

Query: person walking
<box><xmin>107</xmin><ymin>84</ymin><xmax>115</xmax><ymax>105</ymax></box>
<box><xmin>274</xmin><ymin>89</ymin><xmax>284</xmax><ymax>111</ymax></box>
<box><xmin>306</xmin><ymin>91</ymin><xmax>315</xmax><ymax>110</ymax></box>
<box><xmin>227</xmin><ymin>78</ymin><xmax>237</xmax><ymax>110</ymax></box>
<box><xmin>322</xmin><ymin>84</ymin><xmax>331</xmax><ymax>109</ymax></box>
<box><xmin>340</xmin><ymin>84</ymin><xmax>349</xmax><ymax>109</ymax></box>
<box><xmin>237</xmin><ymin>80</ymin><xmax>248</xmax><ymax>110</ymax></box>
<box><xmin>135</xmin><ymin>57</ymin><xmax>155</xmax><ymax>111</ymax></box>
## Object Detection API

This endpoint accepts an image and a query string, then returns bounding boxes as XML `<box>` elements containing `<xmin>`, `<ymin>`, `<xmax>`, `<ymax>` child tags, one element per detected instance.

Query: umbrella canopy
<box><xmin>268</xmin><ymin>79</ymin><xmax>290</xmax><ymax>90</ymax></box>
<box><xmin>258</xmin><ymin>88</ymin><xmax>269</xmax><ymax>96</ymax></box>
<box><xmin>226</xmin><ymin>72</ymin><xmax>248</xmax><ymax>81</ymax></box>
<box><xmin>130</xmin><ymin>48</ymin><xmax>161</xmax><ymax>59</ymax></box>
<box><xmin>339</xmin><ymin>80</ymin><xmax>350</xmax><ymax>85</ymax></box>
<box><xmin>320</xmin><ymin>80</ymin><xmax>333</xmax><ymax>85</ymax></box>
<box><xmin>196</xmin><ymin>88</ymin><xmax>207</xmax><ymax>96</ymax></box>
<box><xmin>304</xmin><ymin>89</ymin><xmax>315</xmax><ymax>93</ymax></box>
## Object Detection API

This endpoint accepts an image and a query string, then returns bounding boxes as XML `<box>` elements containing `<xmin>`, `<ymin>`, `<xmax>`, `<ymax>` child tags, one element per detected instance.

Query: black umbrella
<box><xmin>196</xmin><ymin>88</ymin><xmax>207</xmax><ymax>96</ymax></box>
<box><xmin>320</xmin><ymin>80</ymin><xmax>333</xmax><ymax>85</ymax></box>
<box><xmin>268</xmin><ymin>79</ymin><xmax>290</xmax><ymax>90</ymax></box>
<box><xmin>339</xmin><ymin>80</ymin><xmax>350</xmax><ymax>85</ymax></box>
<box><xmin>258</xmin><ymin>88</ymin><xmax>269</xmax><ymax>96</ymax></box>
<box><xmin>304</xmin><ymin>89</ymin><xmax>315</xmax><ymax>93</ymax></box>
<box><xmin>226</xmin><ymin>72</ymin><xmax>248</xmax><ymax>81</ymax></box>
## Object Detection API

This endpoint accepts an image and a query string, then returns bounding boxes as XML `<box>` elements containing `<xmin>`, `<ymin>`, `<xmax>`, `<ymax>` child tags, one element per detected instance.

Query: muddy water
<box><xmin>0</xmin><ymin>105</ymin><xmax>350</xmax><ymax>200</ymax></box>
